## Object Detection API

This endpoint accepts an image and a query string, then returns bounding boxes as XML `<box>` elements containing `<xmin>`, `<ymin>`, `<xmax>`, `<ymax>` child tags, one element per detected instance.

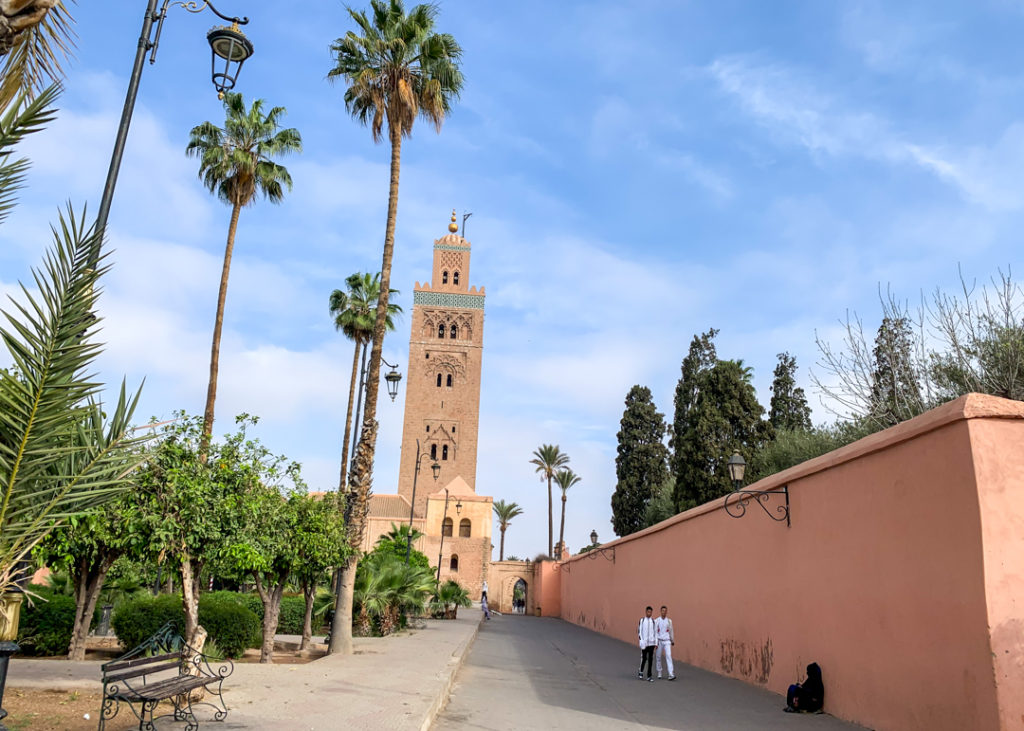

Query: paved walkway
<box><xmin>435</xmin><ymin>615</ymin><xmax>866</xmax><ymax>730</ymax></box>
<box><xmin>8</xmin><ymin>612</ymin><xmax>481</xmax><ymax>730</ymax></box>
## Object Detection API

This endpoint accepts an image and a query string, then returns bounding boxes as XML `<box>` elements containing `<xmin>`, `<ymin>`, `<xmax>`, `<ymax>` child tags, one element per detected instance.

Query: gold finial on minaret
<box><xmin>448</xmin><ymin>209</ymin><xmax>459</xmax><ymax>233</ymax></box>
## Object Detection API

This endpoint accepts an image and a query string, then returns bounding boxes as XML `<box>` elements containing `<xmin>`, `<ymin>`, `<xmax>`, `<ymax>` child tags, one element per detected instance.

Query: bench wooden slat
<box><xmin>104</xmin><ymin>651</ymin><xmax>183</xmax><ymax>672</ymax></box>
<box><xmin>111</xmin><ymin>675</ymin><xmax>215</xmax><ymax>703</ymax></box>
<box><xmin>105</xmin><ymin>662</ymin><xmax>182</xmax><ymax>684</ymax></box>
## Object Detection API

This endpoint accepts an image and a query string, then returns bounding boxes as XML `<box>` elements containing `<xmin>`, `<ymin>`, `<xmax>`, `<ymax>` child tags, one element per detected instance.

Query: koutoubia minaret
<box><xmin>397</xmin><ymin>211</ymin><xmax>486</xmax><ymax>515</ymax></box>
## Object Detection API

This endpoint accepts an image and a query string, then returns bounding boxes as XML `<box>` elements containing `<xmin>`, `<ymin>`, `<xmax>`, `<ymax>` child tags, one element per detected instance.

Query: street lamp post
<box><xmin>435</xmin><ymin>489</ymin><xmax>463</xmax><ymax>583</ymax></box>
<box><xmin>350</xmin><ymin>355</ymin><xmax>401</xmax><ymax>464</ymax></box>
<box><xmin>405</xmin><ymin>438</ymin><xmax>440</xmax><ymax>564</ymax></box>
<box><xmin>727</xmin><ymin>452</ymin><xmax>747</xmax><ymax>491</ymax></box>
<box><xmin>92</xmin><ymin>0</ymin><xmax>253</xmax><ymax>267</ymax></box>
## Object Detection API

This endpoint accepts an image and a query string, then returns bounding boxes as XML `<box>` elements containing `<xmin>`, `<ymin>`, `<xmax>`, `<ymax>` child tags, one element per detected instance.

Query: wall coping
<box><xmin>563</xmin><ymin>393</ymin><xmax>1024</xmax><ymax>565</ymax></box>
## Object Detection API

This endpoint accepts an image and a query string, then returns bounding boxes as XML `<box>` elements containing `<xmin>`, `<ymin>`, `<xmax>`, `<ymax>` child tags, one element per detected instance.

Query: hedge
<box><xmin>202</xmin><ymin>591</ymin><xmax>307</xmax><ymax>634</ymax></box>
<box><xmin>111</xmin><ymin>593</ymin><xmax>260</xmax><ymax>658</ymax></box>
<box><xmin>18</xmin><ymin>588</ymin><xmax>76</xmax><ymax>656</ymax></box>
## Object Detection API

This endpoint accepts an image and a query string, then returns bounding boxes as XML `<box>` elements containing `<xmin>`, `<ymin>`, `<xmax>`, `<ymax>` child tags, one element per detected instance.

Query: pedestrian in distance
<box><xmin>654</xmin><ymin>605</ymin><xmax>676</xmax><ymax>680</ymax></box>
<box><xmin>637</xmin><ymin>606</ymin><xmax>657</xmax><ymax>681</ymax></box>
<box><xmin>481</xmin><ymin>592</ymin><xmax>491</xmax><ymax>620</ymax></box>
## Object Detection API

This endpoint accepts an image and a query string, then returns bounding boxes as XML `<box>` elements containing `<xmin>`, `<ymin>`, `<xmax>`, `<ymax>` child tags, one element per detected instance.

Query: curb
<box><xmin>419</xmin><ymin>615</ymin><xmax>483</xmax><ymax>731</ymax></box>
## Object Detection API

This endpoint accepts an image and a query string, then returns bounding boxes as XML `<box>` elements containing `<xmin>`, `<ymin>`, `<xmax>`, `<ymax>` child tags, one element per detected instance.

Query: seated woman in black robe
<box><xmin>786</xmin><ymin>663</ymin><xmax>824</xmax><ymax>712</ymax></box>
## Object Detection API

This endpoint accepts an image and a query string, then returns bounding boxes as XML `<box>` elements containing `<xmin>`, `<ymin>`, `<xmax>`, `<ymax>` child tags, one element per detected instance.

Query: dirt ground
<box><xmin>3</xmin><ymin>688</ymin><xmax>160</xmax><ymax>730</ymax></box>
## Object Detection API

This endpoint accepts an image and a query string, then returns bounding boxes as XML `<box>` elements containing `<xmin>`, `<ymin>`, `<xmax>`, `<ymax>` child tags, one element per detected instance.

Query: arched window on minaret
<box><xmin>442</xmin><ymin>445</ymin><xmax>448</xmax><ymax>460</ymax></box>
<box><xmin>446</xmin><ymin>374</ymin><xmax>453</xmax><ymax>387</ymax></box>
<box><xmin>442</xmin><ymin>271</ymin><xmax>449</xmax><ymax>284</ymax></box>
<box><xmin>450</xmin><ymin>324</ymin><xmax>457</xmax><ymax>339</ymax></box>
<box><xmin>453</xmin><ymin>271</ymin><xmax>460</xmax><ymax>286</ymax></box>
<box><xmin>438</xmin><ymin>323</ymin><xmax>445</xmax><ymax>338</ymax></box>
<box><xmin>459</xmin><ymin>518</ymin><xmax>471</xmax><ymax>537</ymax></box>
<box><xmin>431</xmin><ymin>444</ymin><xmax>437</xmax><ymax>460</ymax></box>
<box><xmin>442</xmin><ymin>518</ymin><xmax>453</xmax><ymax>537</ymax></box>
<box><xmin>450</xmin><ymin>554</ymin><xmax>459</xmax><ymax>571</ymax></box>
<box><xmin>436</xmin><ymin>373</ymin><xmax>442</xmax><ymax>387</ymax></box>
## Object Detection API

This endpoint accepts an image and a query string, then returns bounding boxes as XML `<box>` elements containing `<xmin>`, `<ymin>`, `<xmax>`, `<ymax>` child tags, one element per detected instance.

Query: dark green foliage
<box><xmin>18</xmin><ymin>588</ymin><xmax>76</xmax><ymax>656</ymax></box>
<box><xmin>197</xmin><ymin>597</ymin><xmax>261</xmax><ymax>657</ymax></box>
<box><xmin>371</xmin><ymin>525</ymin><xmax>431</xmax><ymax>570</ymax></box>
<box><xmin>111</xmin><ymin>594</ymin><xmax>182</xmax><ymax>650</ymax></box>
<box><xmin>769</xmin><ymin>352</ymin><xmax>811</xmax><ymax>431</ymax></box>
<box><xmin>672</xmin><ymin>347</ymin><xmax>773</xmax><ymax>510</ymax></box>
<box><xmin>611</xmin><ymin>385</ymin><xmax>669</xmax><ymax>536</ymax></box>
<box><xmin>871</xmin><ymin>316</ymin><xmax>924</xmax><ymax>426</ymax></box>
<box><xmin>111</xmin><ymin>593</ymin><xmax>259</xmax><ymax>657</ymax></box>
<box><xmin>748</xmin><ymin>421</ymin><xmax>878</xmax><ymax>483</ymax></box>
<box><xmin>641</xmin><ymin>477</ymin><xmax>676</xmax><ymax>530</ymax></box>
<box><xmin>277</xmin><ymin>596</ymin><xmax>306</xmax><ymax>635</ymax></box>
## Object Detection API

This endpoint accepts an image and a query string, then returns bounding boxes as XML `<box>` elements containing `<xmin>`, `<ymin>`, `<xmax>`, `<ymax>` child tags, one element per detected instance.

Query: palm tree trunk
<box><xmin>349</xmin><ymin>342</ymin><xmax>369</xmax><ymax>463</ymax></box>
<box><xmin>338</xmin><ymin>339</ymin><xmax>362</xmax><ymax>490</ymax></box>
<box><xmin>547</xmin><ymin>475</ymin><xmax>553</xmax><ymax>556</ymax></box>
<box><xmin>558</xmin><ymin>493</ymin><xmax>567</xmax><ymax>559</ymax></box>
<box><xmin>200</xmin><ymin>200</ymin><xmax>242</xmax><ymax>460</ymax></box>
<box><xmin>329</xmin><ymin>126</ymin><xmax>403</xmax><ymax>656</ymax></box>
<box><xmin>499</xmin><ymin>526</ymin><xmax>506</xmax><ymax>561</ymax></box>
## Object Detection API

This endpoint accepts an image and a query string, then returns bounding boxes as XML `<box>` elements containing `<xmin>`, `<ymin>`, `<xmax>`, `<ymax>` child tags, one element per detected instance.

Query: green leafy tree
<box><xmin>35</xmin><ymin>486</ymin><xmax>153</xmax><ymax>660</ymax></box>
<box><xmin>186</xmin><ymin>93</ymin><xmax>302</xmax><ymax>457</ymax></box>
<box><xmin>554</xmin><ymin>469</ymin><xmax>581</xmax><ymax>559</ymax></box>
<box><xmin>529</xmin><ymin>445</ymin><xmax>570</xmax><ymax>556</ymax></box>
<box><xmin>329</xmin><ymin>272</ymin><xmax>402</xmax><ymax>489</ymax></box>
<box><xmin>612</xmin><ymin>385</ymin><xmax>669</xmax><ymax>536</ymax></box>
<box><xmin>326</xmin><ymin>0</ymin><xmax>463</xmax><ymax>655</ymax></box>
<box><xmin>769</xmin><ymin>352</ymin><xmax>811</xmax><ymax>430</ymax></box>
<box><xmin>0</xmin><ymin>209</ymin><xmax>144</xmax><ymax>596</ymax></box>
<box><xmin>292</xmin><ymin>493</ymin><xmax>348</xmax><ymax>650</ymax></box>
<box><xmin>492</xmin><ymin>500</ymin><xmax>522</xmax><ymax>561</ymax></box>
<box><xmin>641</xmin><ymin>476</ymin><xmax>676</xmax><ymax>530</ymax></box>
<box><xmin>429</xmin><ymin>579</ymin><xmax>470</xmax><ymax>620</ymax></box>
<box><xmin>670</xmin><ymin>329</ymin><xmax>718</xmax><ymax>482</ymax></box>
<box><xmin>673</xmin><ymin>359</ymin><xmax>773</xmax><ymax>510</ymax></box>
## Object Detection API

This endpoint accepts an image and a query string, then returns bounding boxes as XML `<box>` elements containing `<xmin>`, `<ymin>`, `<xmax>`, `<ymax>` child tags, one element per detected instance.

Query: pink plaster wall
<box><xmin>534</xmin><ymin>560</ymin><xmax>561</xmax><ymax>617</ymax></box>
<box><xmin>558</xmin><ymin>394</ymin><xmax>1024</xmax><ymax>731</ymax></box>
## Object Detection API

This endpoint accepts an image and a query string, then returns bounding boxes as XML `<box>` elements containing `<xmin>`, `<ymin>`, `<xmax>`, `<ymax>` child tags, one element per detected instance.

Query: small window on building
<box><xmin>431</xmin><ymin>444</ymin><xmax>437</xmax><ymax>460</ymax></box>
<box><xmin>446</xmin><ymin>374</ymin><xmax>453</xmax><ymax>387</ymax></box>
<box><xmin>451</xmin><ymin>425</ymin><xmax>456</xmax><ymax>433</ymax></box>
<box><xmin>453</xmin><ymin>272</ymin><xmax>460</xmax><ymax>286</ymax></box>
<box><xmin>442</xmin><ymin>517</ymin><xmax>453</xmax><ymax>537</ymax></box>
<box><xmin>450</xmin><ymin>554</ymin><xmax>459</xmax><ymax>571</ymax></box>
<box><xmin>438</xmin><ymin>323</ymin><xmax>445</xmax><ymax>338</ymax></box>
<box><xmin>426</xmin><ymin>425</ymin><xmax>430</xmax><ymax>433</ymax></box>
<box><xmin>442</xmin><ymin>271</ymin><xmax>449</xmax><ymax>284</ymax></box>
<box><xmin>437</xmin><ymin>373</ymin><xmax>442</xmax><ymax>387</ymax></box>
<box><xmin>459</xmin><ymin>518</ymin><xmax>471</xmax><ymax>538</ymax></box>
<box><xmin>442</xmin><ymin>445</ymin><xmax>448</xmax><ymax>460</ymax></box>
<box><xmin>450</xmin><ymin>324</ymin><xmax>457</xmax><ymax>339</ymax></box>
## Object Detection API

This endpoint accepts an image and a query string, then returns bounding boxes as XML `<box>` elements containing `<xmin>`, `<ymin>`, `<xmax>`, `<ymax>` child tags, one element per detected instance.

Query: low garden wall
<box><xmin>556</xmin><ymin>394</ymin><xmax>1024</xmax><ymax>731</ymax></box>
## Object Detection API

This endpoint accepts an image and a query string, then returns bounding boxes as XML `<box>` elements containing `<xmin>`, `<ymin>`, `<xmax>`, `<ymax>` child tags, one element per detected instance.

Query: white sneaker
<box><xmin>657</xmin><ymin>675</ymin><xmax>662</xmax><ymax>679</ymax></box>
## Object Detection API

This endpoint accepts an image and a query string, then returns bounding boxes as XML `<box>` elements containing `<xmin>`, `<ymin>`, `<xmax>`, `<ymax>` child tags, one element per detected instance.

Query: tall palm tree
<box><xmin>186</xmin><ymin>92</ymin><xmax>301</xmax><ymax>458</ymax></box>
<box><xmin>329</xmin><ymin>272</ymin><xmax>401</xmax><ymax>490</ymax></box>
<box><xmin>492</xmin><ymin>500</ymin><xmax>523</xmax><ymax>562</ymax></box>
<box><xmin>530</xmin><ymin>445</ymin><xmax>570</xmax><ymax>556</ymax></box>
<box><xmin>326</xmin><ymin>0</ymin><xmax>463</xmax><ymax>656</ymax></box>
<box><xmin>554</xmin><ymin>469</ymin><xmax>581</xmax><ymax>559</ymax></box>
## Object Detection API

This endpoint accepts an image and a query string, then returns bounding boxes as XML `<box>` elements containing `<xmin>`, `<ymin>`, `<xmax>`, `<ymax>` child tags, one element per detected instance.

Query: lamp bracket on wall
<box><xmin>723</xmin><ymin>485</ymin><xmax>790</xmax><ymax>527</ymax></box>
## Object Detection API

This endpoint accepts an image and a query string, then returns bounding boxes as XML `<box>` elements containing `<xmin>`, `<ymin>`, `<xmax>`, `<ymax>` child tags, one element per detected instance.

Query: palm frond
<box><xmin>0</xmin><ymin>1</ymin><xmax>76</xmax><ymax>110</ymax></box>
<box><xmin>0</xmin><ymin>83</ymin><xmax>59</xmax><ymax>224</ymax></box>
<box><xmin>0</xmin><ymin>204</ymin><xmax>146</xmax><ymax>595</ymax></box>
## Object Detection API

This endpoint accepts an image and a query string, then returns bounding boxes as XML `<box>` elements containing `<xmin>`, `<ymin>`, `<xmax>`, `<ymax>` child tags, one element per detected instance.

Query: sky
<box><xmin>2</xmin><ymin>0</ymin><xmax>1023</xmax><ymax>560</ymax></box>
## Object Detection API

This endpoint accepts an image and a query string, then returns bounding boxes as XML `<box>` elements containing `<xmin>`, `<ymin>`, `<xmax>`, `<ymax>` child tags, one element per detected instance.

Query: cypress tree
<box><xmin>870</xmin><ymin>316</ymin><xmax>923</xmax><ymax>426</ymax></box>
<box><xmin>769</xmin><ymin>352</ymin><xmax>811</xmax><ymax>430</ymax></box>
<box><xmin>611</xmin><ymin>385</ymin><xmax>669</xmax><ymax>537</ymax></box>
<box><xmin>672</xmin><ymin>358</ymin><xmax>773</xmax><ymax>510</ymax></box>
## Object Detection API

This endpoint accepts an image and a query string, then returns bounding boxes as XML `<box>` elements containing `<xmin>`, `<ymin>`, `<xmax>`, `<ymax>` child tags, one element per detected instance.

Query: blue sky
<box><xmin>2</xmin><ymin>1</ymin><xmax>1023</xmax><ymax>559</ymax></box>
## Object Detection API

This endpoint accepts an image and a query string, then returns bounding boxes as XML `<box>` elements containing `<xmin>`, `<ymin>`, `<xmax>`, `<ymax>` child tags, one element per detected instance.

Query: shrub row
<box><xmin>111</xmin><ymin>593</ymin><xmax>260</xmax><ymax>658</ymax></box>
<box><xmin>17</xmin><ymin>587</ymin><xmax>78</xmax><ymax>656</ymax></box>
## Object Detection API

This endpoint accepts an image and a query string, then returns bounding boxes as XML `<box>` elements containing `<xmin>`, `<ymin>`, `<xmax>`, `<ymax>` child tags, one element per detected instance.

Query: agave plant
<box><xmin>0</xmin><ymin>208</ymin><xmax>146</xmax><ymax>595</ymax></box>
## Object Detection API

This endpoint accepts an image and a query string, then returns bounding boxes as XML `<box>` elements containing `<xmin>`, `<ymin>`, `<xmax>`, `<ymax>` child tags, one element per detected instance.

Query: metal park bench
<box><xmin>98</xmin><ymin>622</ymin><xmax>233</xmax><ymax>730</ymax></box>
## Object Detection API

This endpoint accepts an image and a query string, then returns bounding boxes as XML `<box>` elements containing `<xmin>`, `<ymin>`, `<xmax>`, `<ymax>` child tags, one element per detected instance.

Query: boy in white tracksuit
<box><xmin>637</xmin><ymin>606</ymin><xmax>657</xmax><ymax>681</ymax></box>
<box><xmin>654</xmin><ymin>605</ymin><xmax>675</xmax><ymax>680</ymax></box>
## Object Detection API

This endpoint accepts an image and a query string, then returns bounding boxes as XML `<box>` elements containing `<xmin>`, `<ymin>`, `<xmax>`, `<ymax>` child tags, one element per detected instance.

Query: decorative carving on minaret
<box><xmin>433</xmin><ymin>353</ymin><xmax>466</xmax><ymax>376</ymax></box>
